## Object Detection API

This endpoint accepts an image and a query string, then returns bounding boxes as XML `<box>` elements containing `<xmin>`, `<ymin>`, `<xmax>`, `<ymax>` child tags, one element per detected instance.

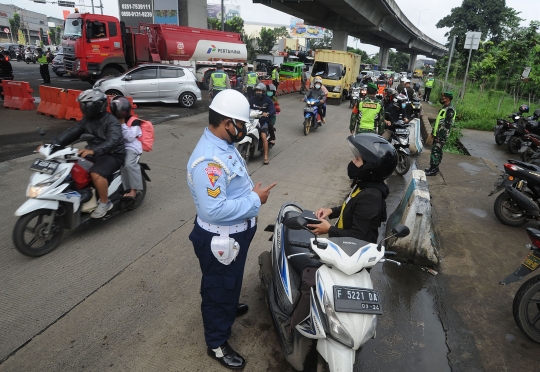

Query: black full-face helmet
<box><xmin>519</xmin><ymin>104</ymin><xmax>530</xmax><ymax>114</ymax></box>
<box><xmin>110</xmin><ymin>96</ymin><xmax>131</xmax><ymax>120</ymax></box>
<box><xmin>77</xmin><ymin>89</ymin><xmax>108</xmax><ymax>118</ymax></box>
<box><xmin>347</xmin><ymin>133</ymin><xmax>397</xmax><ymax>182</ymax></box>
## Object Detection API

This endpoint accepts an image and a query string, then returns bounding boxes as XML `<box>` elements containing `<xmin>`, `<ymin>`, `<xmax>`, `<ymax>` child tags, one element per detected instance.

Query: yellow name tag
<box><xmin>362</xmin><ymin>103</ymin><xmax>377</xmax><ymax>109</ymax></box>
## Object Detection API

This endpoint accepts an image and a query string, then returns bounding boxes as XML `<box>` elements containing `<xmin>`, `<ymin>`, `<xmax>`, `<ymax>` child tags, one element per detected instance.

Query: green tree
<box><xmin>273</xmin><ymin>26</ymin><xmax>289</xmax><ymax>39</ymax></box>
<box><xmin>347</xmin><ymin>47</ymin><xmax>369</xmax><ymax>62</ymax></box>
<box><xmin>208</xmin><ymin>16</ymin><xmax>244</xmax><ymax>34</ymax></box>
<box><xmin>56</xmin><ymin>25</ymin><xmax>62</xmax><ymax>39</ymax></box>
<box><xmin>8</xmin><ymin>13</ymin><xmax>21</xmax><ymax>43</ymax></box>
<box><xmin>49</xmin><ymin>28</ymin><xmax>56</xmax><ymax>45</ymax></box>
<box><xmin>257</xmin><ymin>27</ymin><xmax>276</xmax><ymax>54</ymax></box>
<box><xmin>310</xmin><ymin>29</ymin><xmax>333</xmax><ymax>50</ymax></box>
<box><xmin>436</xmin><ymin>0</ymin><xmax>520</xmax><ymax>44</ymax></box>
<box><xmin>388</xmin><ymin>50</ymin><xmax>410</xmax><ymax>71</ymax></box>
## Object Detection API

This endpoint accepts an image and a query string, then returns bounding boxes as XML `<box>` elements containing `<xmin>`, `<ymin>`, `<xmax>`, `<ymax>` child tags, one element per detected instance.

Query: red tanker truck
<box><xmin>61</xmin><ymin>12</ymin><xmax>247</xmax><ymax>87</ymax></box>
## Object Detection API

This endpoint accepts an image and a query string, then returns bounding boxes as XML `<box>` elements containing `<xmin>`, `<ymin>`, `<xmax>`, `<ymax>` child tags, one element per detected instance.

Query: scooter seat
<box><xmin>283</xmin><ymin>211</ymin><xmax>323</xmax><ymax>275</ymax></box>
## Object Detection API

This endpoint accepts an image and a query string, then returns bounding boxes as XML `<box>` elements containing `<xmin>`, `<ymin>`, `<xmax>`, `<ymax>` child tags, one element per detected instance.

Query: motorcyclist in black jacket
<box><xmin>53</xmin><ymin>89</ymin><xmax>125</xmax><ymax>218</ymax></box>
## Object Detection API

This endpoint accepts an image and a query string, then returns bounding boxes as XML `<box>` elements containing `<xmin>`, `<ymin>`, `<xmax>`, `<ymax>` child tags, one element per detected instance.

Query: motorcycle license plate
<box><xmin>30</xmin><ymin>159</ymin><xmax>59</xmax><ymax>175</ymax></box>
<box><xmin>333</xmin><ymin>286</ymin><xmax>383</xmax><ymax>315</ymax></box>
<box><xmin>523</xmin><ymin>254</ymin><xmax>540</xmax><ymax>271</ymax></box>
<box><xmin>395</xmin><ymin>129</ymin><xmax>409</xmax><ymax>134</ymax></box>
<box><xmin>304</xmin><ymin>107</ymin><xmax>315</xmax><ymax>113</ymax></box>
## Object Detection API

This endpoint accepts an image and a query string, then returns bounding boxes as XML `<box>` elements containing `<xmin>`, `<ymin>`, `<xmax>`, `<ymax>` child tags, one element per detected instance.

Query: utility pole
<box><xmin>444</xmin><ymin>35</ymin><xmax>457</xmax><ymax>90</ymax></box>
<box><xmin>221</xmin><ymin>0</ymin><xmax>224</xmax><ymax>31</ymax></box>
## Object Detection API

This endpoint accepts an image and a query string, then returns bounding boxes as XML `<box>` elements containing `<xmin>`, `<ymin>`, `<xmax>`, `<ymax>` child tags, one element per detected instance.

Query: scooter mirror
<box><xmin>392</xmin><ymin>225</ymin><xmax>410</xmax><ymax>238</ymax></box>
<box><xmin>283</xmin><ymin>216</ymin><xmax>307</xmax><ymax>230</ymax></box>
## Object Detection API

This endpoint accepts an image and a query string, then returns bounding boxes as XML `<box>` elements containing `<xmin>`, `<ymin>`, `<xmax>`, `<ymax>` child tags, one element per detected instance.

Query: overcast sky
<box><xmin>8</xmin><ymin>0</ymin><xmax>536</xmax><ymax>57</ymax></box>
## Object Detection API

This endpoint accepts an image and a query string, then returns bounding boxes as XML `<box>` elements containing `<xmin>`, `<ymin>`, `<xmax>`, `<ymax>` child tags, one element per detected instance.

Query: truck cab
<box><xmin>62</xmin><ymin>13</ymin><xmax>128</xmax><ymax>83</ymax></box>
<box><xmin>279</xmin><ymin>62</ymin><xmax>304</xmax><ymax>79</ymax></box>
<box><xmin>312</xmin><ymin>50</ymin><xmax>361</xmax><ymax>103</ymax></box>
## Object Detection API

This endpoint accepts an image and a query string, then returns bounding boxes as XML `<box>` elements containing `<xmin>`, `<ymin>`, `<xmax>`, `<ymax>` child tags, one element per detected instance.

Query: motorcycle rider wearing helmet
<box><xmin>382</xmin><ymin>93</ymin><xmax>410</xmax><ymax>140</ymax></box>
<box><xmin>249</xmin><ymin>83</ymin><xmax>276</xmax><ymax>165</ymax></box>
<box><xmin>383</xmin><ymin>87</ymin><xmax>397</xmax><ymax>110</ymax></box>
<box><xmin>186</xmin><ymin>89</ymin><xmax>277</xmax><ymax>370</ymax></box>
<box><xmin>350</xmin><ymin>92</ymin><xmax>383</xmax><ymax>134</ymax></box>
<box><xmin>352</xmin><ymin>75</ymin><xmax>363</xmax><ymax>89</ymax></box>
<box><xmin>53</xmin><ymin>89</ymin><xmax>125</xmax><ymax>218</ymax></box>
<box><xmin>304</xmin><ymin>77</ymin><xmax>327</xmax><ymax>124</ymax></box>
<box><xmin>286</xmin><ymin>134</ymin><xmax>397</xmax><ymax>335</ymax></box>
<box><xmin>110</xmin><ymin>96</ymin><xmax>143</xmax><ymax>199</ymax></box>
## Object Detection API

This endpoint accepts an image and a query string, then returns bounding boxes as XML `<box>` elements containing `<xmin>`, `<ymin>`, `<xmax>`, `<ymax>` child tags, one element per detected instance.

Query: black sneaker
<box><xmin>425</xmin><ymin>167</ymin><xmax>439</xmax><ymax>176</ymax></box>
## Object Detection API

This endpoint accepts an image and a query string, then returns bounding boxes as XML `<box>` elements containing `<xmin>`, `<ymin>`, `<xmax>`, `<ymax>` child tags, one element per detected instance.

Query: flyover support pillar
<box><xmin>178</xmin><ymin>0</ymin><xmax>208</xmax><ymax>28</ymax></box>
<box><xmin>379</xmin><ymin>45</ymin><xmax>389</xmax><ymax>69</ymax></box>
<box><xmin>408</xmin><ymin>52</ymin><xmax>418</xmax><ymax>73</ymax></box>
<box><xmin>331</xmin><ymin>31</ymin><xmax>348</xmax><ymax>51</ymax></box>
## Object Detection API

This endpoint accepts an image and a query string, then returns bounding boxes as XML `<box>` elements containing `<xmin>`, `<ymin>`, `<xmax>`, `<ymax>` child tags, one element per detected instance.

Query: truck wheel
<box><xmin>101</xmin><ymin>67</ymin><xmax>121</xmax><ymax>79</ymax></box>
<box><xmin>55</xmin><ymin>72</ymin><xmax>65</xmax><ymax>77</ymax></box>
<box><xmin>179</xmin><ymin>92</ymin><xmax>196</xmax><ymax>108</ymax></box>
<box><xmin>105</xmin><ymin>90</ymin><xmax>123</xmax><ymax>97</ymax></box>
<box><xmin>201</xmin><ymin>72</ymin><xmax>212</xmax><ymax>90</ymax></box>
<box><xmin>12</xmin><ymin>209</ymin><xmax>64</xmax><ymax>257</ymax></box>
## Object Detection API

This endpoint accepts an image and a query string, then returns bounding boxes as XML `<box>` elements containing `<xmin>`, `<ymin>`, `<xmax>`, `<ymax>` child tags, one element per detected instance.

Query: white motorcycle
<box><xmin>236</xmin><ymin>109</ymin><xmax>263</xmax><ymax>163</ymax></box>
<box><xmin>259</xmin><ymin>202</ymin><xmax>409</xmax><ymax>372</ymax></box>
<box><xmin>12</xmin><ymin>134</ymin><xmax>150</xmax><ymax>257</ymax></box>
<box><xmin>25</xmin><ymin>50</ymin><xmax>36</xmax><ymax>64</ymax></box>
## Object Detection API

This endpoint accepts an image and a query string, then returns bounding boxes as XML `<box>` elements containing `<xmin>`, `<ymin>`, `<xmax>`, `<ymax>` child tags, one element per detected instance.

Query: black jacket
<box><xmin>54</xmin><ymin>112</ymin><xmax>125</xmax><ymax>156</ymax></box>
<box><xmin>328</xmin><ymin>183</ymin><xmax>389</xmax><ymax>243</ymax></box>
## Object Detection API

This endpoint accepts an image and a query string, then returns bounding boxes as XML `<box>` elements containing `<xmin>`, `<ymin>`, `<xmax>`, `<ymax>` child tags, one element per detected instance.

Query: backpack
<box><xmin>127</xmin><ymin>116</ymin><xmax>154</xmax><ymax>152</ymax></box>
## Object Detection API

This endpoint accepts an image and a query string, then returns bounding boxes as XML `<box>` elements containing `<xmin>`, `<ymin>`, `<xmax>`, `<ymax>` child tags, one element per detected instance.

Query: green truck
<box><xmin>279</xmin><ymin>61</ymin><xmax>305</xmax><ymax>79</ymax></box>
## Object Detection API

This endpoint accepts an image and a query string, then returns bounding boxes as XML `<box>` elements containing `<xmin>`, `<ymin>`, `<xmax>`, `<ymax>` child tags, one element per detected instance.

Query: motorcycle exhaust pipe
<box><xmin>505</xmin><ymin>186</ymin><xmax>540</xmax><ymax>216</ymax></box>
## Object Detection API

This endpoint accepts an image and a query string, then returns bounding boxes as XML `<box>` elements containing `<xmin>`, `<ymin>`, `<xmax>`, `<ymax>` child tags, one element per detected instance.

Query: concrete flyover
<box><xmin>253</xmin><ymin>0</ymin><xmax>448</xmax><ymax>70</ymax></box>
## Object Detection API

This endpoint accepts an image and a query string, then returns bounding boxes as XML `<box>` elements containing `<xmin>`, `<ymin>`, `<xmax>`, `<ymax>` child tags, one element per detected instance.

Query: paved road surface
<box><xmin>0</xmin><ymin>94</ymin><xmax>453</xmax><ymax>371</ymax></box>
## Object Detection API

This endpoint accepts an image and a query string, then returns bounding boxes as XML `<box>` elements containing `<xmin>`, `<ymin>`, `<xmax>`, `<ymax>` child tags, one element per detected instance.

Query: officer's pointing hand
<box><xmin>253</xmin><ymin>182</ymin><xmax>277</xmax><ymax>204</ymax></box>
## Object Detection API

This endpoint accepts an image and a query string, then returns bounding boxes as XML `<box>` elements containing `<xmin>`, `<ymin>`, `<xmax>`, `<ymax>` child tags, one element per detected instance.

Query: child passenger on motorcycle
<box><xmin>110</xmin><ymin>96</ymin><xmax>143</xmax><ymax>199</ymax></box>
<box><xmin>248</xmin><ymin>83</ymin><xmax>276</xmax><ymax>165</ymax></box>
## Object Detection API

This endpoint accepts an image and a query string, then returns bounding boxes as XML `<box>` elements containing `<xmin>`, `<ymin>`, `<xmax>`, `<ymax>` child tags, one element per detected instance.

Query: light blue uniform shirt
<box><xmin>187</xmin><ymin>128</ymin><xmax>261</xmax><ymax>225</ymax></box>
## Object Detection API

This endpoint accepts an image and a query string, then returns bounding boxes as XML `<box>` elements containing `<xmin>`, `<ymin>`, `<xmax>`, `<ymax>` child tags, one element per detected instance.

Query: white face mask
<box><xmin>315</xmin><ymin>84</ymin><xmax>321</xmax><ymax>89</ymax></box>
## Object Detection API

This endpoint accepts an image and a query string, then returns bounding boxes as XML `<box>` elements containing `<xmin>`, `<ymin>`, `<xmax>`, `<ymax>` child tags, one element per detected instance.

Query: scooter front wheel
<box><xmin>12</xmin><ymin>209</ymin><xmax>64</xmax><ymax>257</ymax></box>
<box><xmin>495</xmin><ymin>131</ymin><xmax>505</xmax><ymax>145</ymax></box>
<box><xmin>303</xmin><ymin>117</ymin><xmax>312</xmax><ymax>136</ymax></box>
<box><xmin>395</xmin><ymin>152</ymin><xmax>411</xmax><ymax>176</ymax></box>
<box><xmin>508</xmin><ymin>136</ymin><xmax>523</xmax><ymax>154</ymax></box>
<box><xmin>513</xmin><ymin>275</ymin><xmax>540</xmax><ymax>343</ymax></box>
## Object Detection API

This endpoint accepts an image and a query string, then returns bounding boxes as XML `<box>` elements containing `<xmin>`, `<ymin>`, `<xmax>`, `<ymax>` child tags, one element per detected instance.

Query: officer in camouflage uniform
<box><xmin>425</xmin><ymin>92</ymin><xmax>455</xmax><ymax>176</ymax></box>
<box><xmin>350</xmin><ymin>94</ymin><xmax>383</xmax><ymax>134</ymax></box>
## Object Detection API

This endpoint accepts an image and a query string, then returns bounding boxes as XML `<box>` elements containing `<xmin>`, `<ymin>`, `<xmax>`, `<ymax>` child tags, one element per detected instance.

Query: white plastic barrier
<box><xmin>386</xmin><ymin>170</ymin><xmax>439</xmax><ymax>266</ymax></box>
<box><xmin>408</xmin><ymin>118</ymin><xmax>423</xmax><ymax>155</ymax></box>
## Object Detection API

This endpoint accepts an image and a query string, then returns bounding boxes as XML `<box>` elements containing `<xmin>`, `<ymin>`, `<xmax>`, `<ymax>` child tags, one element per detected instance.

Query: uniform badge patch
<box><xmin>207</xmin><ymin>187</ymin><xmax>221</xmax><ymax>198</ymax></box>
<box><xmin>205</xmin><ymin>163</ymin><xmax>223</xmax><ymax>187</ymax></box>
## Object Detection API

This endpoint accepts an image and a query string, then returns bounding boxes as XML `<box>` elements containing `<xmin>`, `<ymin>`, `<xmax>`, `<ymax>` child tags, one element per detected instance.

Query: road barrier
<box><xmin>408</xmin><ymin>118</ymin><xmax>424</xmax><ymax>155</ymax></box>
<box><xmin>386</xmin><ymin>170</ymin><xmax>439</xmax><ymax>266</ymax></box>
<box><xmin>64</xmin><ymin>89</ymin><xmax>84</xmax><ymax>121</ymax></box>
<box><xmin>37</xmin><ymin>86</ymin><xmax>68</xmax><ymax>119</ymax></box>
<box><xmin>2</xmin><ymin>81</ymin><xmax>36</xmax><ymax>110</ymax></box>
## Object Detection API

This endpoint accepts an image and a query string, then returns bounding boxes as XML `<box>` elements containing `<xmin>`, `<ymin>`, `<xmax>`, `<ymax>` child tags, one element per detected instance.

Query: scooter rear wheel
<box><xmin>128</xmin><ymin>168</ymin><xmax>147</xmax><ymax>210</ymax></box>
<box><xmin>12</xmin><ymin>209</ymin><xmax>64</xmax><ymax>257</ymax></box>
<box><xmin>303</xmin><ymin>117</ymin><xmax>312</xmax><ymax>136</ymax></box>
<box><xmin>513</xmin><ymin>275</ymin><xmax>540</xmax><ymax>343</ymax></box>
<box><xmin>493</xmin><ymin>192</ymin><xmax>527</xmax><ymax>226</ymax></box>
<box><xmin>508</xmin><ymin>136</ymin><xmax>523</xmax><ymax>154</ymax></box>
<box><xmin>495</xmin><ymin>131</ymin><xmax>505</xmax><ymax>145</ymax></box>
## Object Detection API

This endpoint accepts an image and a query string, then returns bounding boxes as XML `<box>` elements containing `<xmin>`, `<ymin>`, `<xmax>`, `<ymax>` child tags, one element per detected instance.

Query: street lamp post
<box><xmin>414</xmin><ymin>9</ymin><xmax>429</xmax><ymax>28</ymax></box>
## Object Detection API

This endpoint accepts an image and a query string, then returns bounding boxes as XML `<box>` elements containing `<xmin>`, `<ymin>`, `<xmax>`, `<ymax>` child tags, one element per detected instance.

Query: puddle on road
<box><xmin>356</xmin><ymin>263</ymin><xmax>451</xmax><ymax>372</ymax></box>
<box><xmin>458</xmin><ymin>162</ymin><xmax>483</xmax><ymax>175</ymax></box>
<box><xmin>467</xmin><ymin>208</ymin><xmax>487</xmax><ymax>218</ymax></box>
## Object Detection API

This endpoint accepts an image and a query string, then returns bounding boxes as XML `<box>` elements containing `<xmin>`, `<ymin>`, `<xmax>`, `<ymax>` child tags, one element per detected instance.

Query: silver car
<box><xmin>93</xmin><ymin>64</ymin><xmax>202</xmax><ymax>108</ymax></box>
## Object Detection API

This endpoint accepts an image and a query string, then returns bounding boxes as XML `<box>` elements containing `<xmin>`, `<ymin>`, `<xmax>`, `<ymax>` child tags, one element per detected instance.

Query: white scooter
<box><xmin>236</xmin><ymin>109</ymin><xmax>262</xmax><ymax>163</ymax></box>
<box><xmin>259</xmin><ymin>202</ymin><xmax>409</xmax><ymax>372</ymax></box>
<box><xmin>12</xmin><ymin>134</ymin><xmax>150</xmax><ymax>257</ymax></box>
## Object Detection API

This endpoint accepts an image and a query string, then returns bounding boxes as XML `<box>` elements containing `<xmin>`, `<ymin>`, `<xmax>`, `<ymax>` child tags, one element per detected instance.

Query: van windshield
<box><xmin>280</xmin><ymin>65</ymin><xmax>295</xmax><ymax>72</ymax></box>
<box><xmin>312</xmin><ymin>62</ymin><xmax>342</xmax><ymax>81</ymax></box>
<box><xmin>64</xmin><ymin>18</ymin><xmax>83</xmax><ymax>38</ymax></box>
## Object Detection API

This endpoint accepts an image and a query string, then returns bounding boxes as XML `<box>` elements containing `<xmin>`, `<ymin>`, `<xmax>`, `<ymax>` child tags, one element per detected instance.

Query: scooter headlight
<box><xmin>398</xmin><ymin>137</ymin><xmax>408</xmax><ymax>146</ymax></box>
<box><xmin>323</xmin><ymin>292</ymin><xmax>354</xmax><ymax>348</ymax></box>
<box><xmin>27</xmin><ymin>169</ymin><xmax>67</xmax><ymax>198</ymax></box>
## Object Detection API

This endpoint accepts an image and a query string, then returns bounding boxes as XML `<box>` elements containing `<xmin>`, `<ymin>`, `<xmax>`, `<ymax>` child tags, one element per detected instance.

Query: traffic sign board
<box><xmin>3</xmin><ymin>28</ymin><xmax>9</xmax><ymax>34</ymax></box>
<box><xmin>58</xmin><ymin>1</ymin><xmax>75</xmax><ymax>7</ymax></box>
<box><xmin>464</xmin><ymin>32</ymin><xmax>481</xmax><ymax>50</ymax></box>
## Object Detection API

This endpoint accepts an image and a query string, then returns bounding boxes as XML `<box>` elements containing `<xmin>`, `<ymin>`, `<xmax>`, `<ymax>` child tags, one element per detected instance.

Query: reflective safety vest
<box><xmin>37</xmin><ymin>54</ymin><xmax>48</xmax><ymax>65</ymax></box>
<box><xmin>358</xmin><ymin>100</ymin><xmax>382</xmax><ymax>130</ymax></box>
<box><xmin>246</xmin><ymin>72</ymin><xmax>258</xmax><ymax>86</ymax></box>
<box><xmin>211</xmin><ymin>72</ymin><xmax>227</xmax><ymax>90</ymax></box>
<box><xmin>272</xmin><ymin>69</ymin><xmax>279</xmax><ymax>81</ymax></box>
<box><xmin>425</xmin><ymin>78</ymin><xmax>434</xmax><ymax>88</ymax></box>
<box><xmin>433</xmin><ymin>106</ymin><xmax>456</xmax><ymax>136</ymax></box>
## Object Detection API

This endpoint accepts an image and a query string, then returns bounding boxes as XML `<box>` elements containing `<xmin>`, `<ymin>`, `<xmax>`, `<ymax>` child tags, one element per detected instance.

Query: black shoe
<box><xmin>425</xmin><ymin>167</ymin><xmax>439</xmax><ymax>176</ymax></box>
<box><xmin>236</xmin><ymin>303</ymin><xmax>248</xmax><ymax>317</ymax></box>
<box><xmin>207</xmin><ymin>341</ymin><xmax>246</xmax><ymax>370</ymax></box>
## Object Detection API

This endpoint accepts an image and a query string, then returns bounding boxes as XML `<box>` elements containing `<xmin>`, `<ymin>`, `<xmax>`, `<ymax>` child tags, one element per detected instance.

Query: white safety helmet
<box><xmin>404</xmin><ymin>78</ymin><xmax>411</xmax><ymax>84</ymax></box>
<box><xmin>209</xmin><ymin>89</ymin><xmax>250</xmax><ymax>123</ymax></box>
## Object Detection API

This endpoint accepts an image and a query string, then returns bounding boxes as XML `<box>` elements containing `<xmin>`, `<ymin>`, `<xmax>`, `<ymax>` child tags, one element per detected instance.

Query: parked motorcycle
<box><xmin>521</xmin><ymin>133</ymin><xmax>540</xmax><ymax>163</ymax></box>
<box><xmin>489</xmin><ymin>160</ymin><xmax>540</xmax><ymax>226</ymax></box>
<box><xmin>24</xmin><ymin>50</ymin><xmax>36</xmax><ymax>64</ymax></box>
<box><xmin>500</xmin><ymin>227</ymin><xmax>540</xmax><ymax>343</ymax></box>
<box><xmin>303</xmin><ymin>96</ymin><xmax>323</xmax><ymax>136</ymax></box>
<box><xmin>494</xmin><ymin>114</ymin><xmax>520</xmax><ymax>146</ymax></box>
<box><xmin>258</xmin><ymin>202</ymin><xmax>409</xmax><ymax>372</ymax></box>
<box><xmin>507</xmin><ymin>120</ymin><xmax>530</xmax><ymax>154</ymax></box>
<box><xmin>12</xmin><ymin>134</ymin><xmax>151</xmax><ymax>257</ymax></box>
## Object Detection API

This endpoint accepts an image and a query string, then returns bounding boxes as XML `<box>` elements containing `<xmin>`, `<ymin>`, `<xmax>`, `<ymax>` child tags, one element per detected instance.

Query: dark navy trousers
<box><xmin>189</xmin><ymin>221</ymin><xmax>257</xmax><ymax>349</ymax></box>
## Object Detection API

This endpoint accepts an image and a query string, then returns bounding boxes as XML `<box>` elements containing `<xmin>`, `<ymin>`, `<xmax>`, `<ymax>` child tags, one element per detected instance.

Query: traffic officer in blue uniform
<box><xmin>187</xmin><ymin>89</ymin><xmax>277</xmax><ymax>369</ymax></box>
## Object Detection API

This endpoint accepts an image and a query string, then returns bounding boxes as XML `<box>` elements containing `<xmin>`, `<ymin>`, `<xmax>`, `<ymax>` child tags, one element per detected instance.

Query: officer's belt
<box><xmin>213</xmin><ymin>87</ymin><xmax>226</xmax><ymax>90</ymax></box>
<box><xmin>197</xmin><ymin>216</ymin><xmax>256</xmax><ymax>234</ymax></box>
